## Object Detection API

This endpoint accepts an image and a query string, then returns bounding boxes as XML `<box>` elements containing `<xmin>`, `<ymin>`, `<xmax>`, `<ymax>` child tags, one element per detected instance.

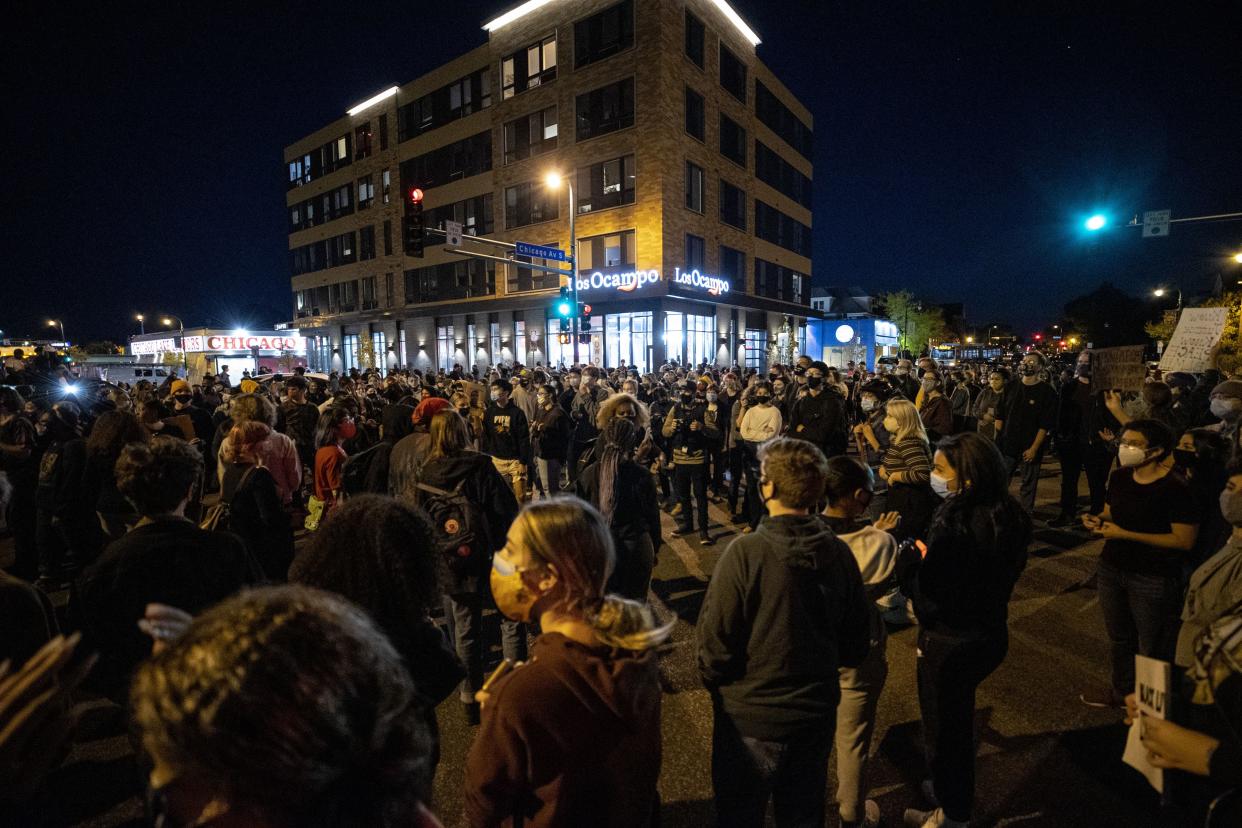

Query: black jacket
<box><xmin>575</xmin><ymin>459</ymin><xmax>662</xmax><ymax>556</ymax></box>
<box><xmin>220</xmin><ymin>463</ymin><xmax>294</xmax><ymax>580</ymax></box>
<box><xmin>533</xmin><ymin>404</ymin><xmax>572</xmax><ymax>461</ymax></box>
<box><xmin>697</xmin><ymin>514</ymin><xmax>870</xmax><ymax>739</ymax></box>
<box><xmin>787</xmin><ymin>390</ymin><xmax>849</xmax><ymax>456</ymax></box>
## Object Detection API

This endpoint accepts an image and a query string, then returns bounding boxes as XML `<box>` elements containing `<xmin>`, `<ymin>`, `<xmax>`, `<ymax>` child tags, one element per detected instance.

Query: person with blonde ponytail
<box><xmin>464</xmin><ymin>497</ymin><xmax>672</xmax><ymax>828</ymax></box>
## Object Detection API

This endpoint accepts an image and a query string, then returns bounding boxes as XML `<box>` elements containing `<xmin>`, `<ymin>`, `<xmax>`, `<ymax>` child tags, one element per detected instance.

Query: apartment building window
<box><xmin>755</xmin><ymin>141</ymin><xmax>813</xmax><ymax>208</ymax></box>
<box><xmin>720</xmin><ymin>179</ymin><xmax>747</xmax><ymax>230</ymax></box>
<box><xmin>361</xmin><ymin>276</ymin><xmax>378</xmax><ymax>311</ymax></box>
<box><xmin>335</xmin><ymin>280</ymin><xmax>358</xmax><ymax>313</ymax></box>
<box><xmin>502</xmin><ymin>35</ymin><xmax>557</xmax><ymax>99</ymax></box>
<box><xmin>399</xmin><ymin>131</ymin><xmax>492</xmax><ymax>191</ymax></box>
<box><xmin>720</xmin><ymin>115</ymin><xmax>747</xmax><ymax>167</ymax></box>
<box><xmin>685</xmin><ymin>234</ymin><xmax>705</xmax><ymax>270</ymax></box>
<box><xmin>577</xmin><ymin>230</ymin><xmax>635</xmax><ymax>273</ymax></box>
<box><xmin>756</xmin><ymin>80</ymin><xmax>814</xmax><ymax>160</ymax></box>
<box><xmin>354</xmin><ymin>123</ymin><xmax>372</xmax><ymax>160</ymax></box>
<box><xmin>357</xmin><ymin>175</ymin><xmax>374</xmax><ymax>209</ymax></box>
<box><xmin>378</xmin><ymin>113</ymin><xmax>388</xmax><ymax>150</ymax></box>
<box><xmin>397</xmin><ymin>68</ymin><xmax>491</xmax><ymax>141</ymax></box>
<box><xmin>427</xmin><ymin>193</ymin><xmax>494</xmax><ymax>237</ymax></box>
<box><xmin>385</xmin><ymin>272</ymin><xmax>394</xmax><ymax>307</ymax></box>
<box><xmin>685</xmin><ymin>87</ymin><xmax>705</xmax><ymax>141</ymax></box>
<box><xmin>382</xmin><ymin>169</ymin><xmax>391</xmax><ymax>203</ymax></box>
<box><xmin>755</xmin><ymin>201</ymin><xmax>812</xmax><ymax>257</ymax></box>
<box><xmin>505</xmin><ymin>182</ymin><xmax>559</xmax><ymax>229</ymax></box>
<box><xmin>286</xmin><ymin>133</ymin><xmax>353</xmax><ymax>190</ymax></box>
<box><xmin>720</xmin><ymin>44</ymin><xmax>747</xmax><ymax>102</ymax></box>
<box><xmin>720</xmin><ymin>245</ymin><xmax>746</xmax><ymax>291</ymax></box>
<box><xmin>290</xmin><ymin>230</ymin><xmax>358</xmax><ymax>275</ymax></box>
<box><xmin>576</xmin><ymin>154</ymin><xmax>634</xmax><ymax>214</ymax></box>
<box><xmin>359</xmin><ymin>226</ymin><xmax>376</xmax><ymax>260</ymax></box>
<box><xmin>685</xmin><ymin>10</ymin><xmax>705</xmax><ymax>67</ymax></box>
<box><xmin>503</xmin><ymin>106</ymin><xmax>558</xmax><ymax>164</ymax></box>
<box><xmin>575</xmin><ymin>0</ymin><xmax>634</xmax><ymax>68</ymax></box>
<box><xmin>383</xmin><ymin>220</ymin><xmax>392</xmax><ymax>256</ymax></box>
<box><xmin>404</xmin><ymin>260</ymin><xmax>496</xmax><ymax>304</ymax></box>
<box><xmin>685</xmin><ymin>161</ymin><xmax>704</xmax><ymax>212</ymax></box>
<box><xmin>575</xmin><ymin>77</ymin><xmax>634</xmax><ymax>141</ymax></box>
<box><xmin>509</xmin><ymin>254</ymin><xmax>560</xmax><ymax>293</ymax></box>
<box><xmin>755</xmin><ymin>258</ymin><xmax>809</xmax><ymax>303</ymax></box>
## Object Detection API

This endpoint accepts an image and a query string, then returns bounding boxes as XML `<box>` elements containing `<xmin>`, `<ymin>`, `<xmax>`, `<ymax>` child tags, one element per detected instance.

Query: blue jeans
<box><xmin>710</xmin><ymin>706</ymin><xmax>834</xmax><ymax>828</ymax></box>
<box><xmin>536</xmin><ymin>457</ymin><xmax>563</xmax><ymax>496</ymax></box>
<box><xmin>1097</xmin><ymin>558</ymin><xmax>1182</xmax><ymax>696</ymax></box>
<box><xmin>1004</xmin><ymin>450</ymin><xmax>1044</xmax><ymax>512</ymax></box>
<box><xmin>442</xmin><ymin>590</ymin><xmax>527</xmax><ymax>703</ymax></box>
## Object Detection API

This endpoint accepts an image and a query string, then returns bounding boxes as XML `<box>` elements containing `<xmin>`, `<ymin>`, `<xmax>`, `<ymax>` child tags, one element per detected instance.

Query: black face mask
<box><xmin>1020</xmin><ymin>365</ymin><xmax>1038</xmax><ymax>377</ymax></box>
<box><xmin>1173</xmin><ymin>448</ymin><xmax>1197</xmax><ymax>470</ymax></box>
<box><xmin>174</xmin><ymin>395</ymin><xmax>192</xmax><ymax>405</ymax></box>
<box><xmin>680</xmin><ymin>393</ymin><xmax>694</xmax><ymax>405</ymax></box>
<box><xmin>754</xmin><ymin>395</ymin><xmax>771</xmax><ymax>404</ymax></box>
<box><xmin>806</xmin><ymin>376</ymin><xmax>823</xmax><ymax>389</ymax></box>
<box><xmin>457</xmin><ymin>407</ymin><xmax>470</xmax><ymax>419</ymax></box>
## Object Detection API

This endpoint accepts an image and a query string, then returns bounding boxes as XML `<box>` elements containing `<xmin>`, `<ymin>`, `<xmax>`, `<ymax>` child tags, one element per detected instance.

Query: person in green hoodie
<box><xmin>697</xmin><ymin>437</ymin><xmax>871</xmax><ymax>828</ymax></box>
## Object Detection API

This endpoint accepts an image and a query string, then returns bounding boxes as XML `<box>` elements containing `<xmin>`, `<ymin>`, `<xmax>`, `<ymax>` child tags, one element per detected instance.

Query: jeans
<box><xmin>1096</xmin><ymin>558</ymin><xmax>1183</xmax><ymax>696</ymax></box>
<box><xmin>835</xmin><ymin>632</ymin><xmax>888</xmax><ymax>824</ymax></box>
<box><xmin>1004</xmin><ymin>449</ymin><xmax>1044</xmax><ymax>512</ymax></box>
<box><xmin>916</xmin><ymin>628</ymin><xmax>1008</xmax><ymax>823</ymax></box>
<box><xmin>711</xmin><ymin>707</ymin><xmax>834</xmax><ymax>828</ymax></box>
<box><xmin>442</xmin><ymin>590</ymin><xmax>527</xmax><ymax>704</ymax></box>
<box><xmin>674</xmin><ymin>463</ymin><xmax>709</xmax><ymax>534</ymax></box>
<box><xmin>536</xmin><ymin>457</ymin><xmax>564</xmax><ymax>497</ymax></box>
<box><xmin>1058</xmin><ymin>439</ymin><xmax>1113</xmax><ymax>515</ymax></box>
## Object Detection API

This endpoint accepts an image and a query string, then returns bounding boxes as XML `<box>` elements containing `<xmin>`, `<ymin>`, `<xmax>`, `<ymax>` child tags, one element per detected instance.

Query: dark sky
<box><xmin>5</xmin><ymin>0</ymin><xmax>1241</xmax><ymax>344</ymax></box>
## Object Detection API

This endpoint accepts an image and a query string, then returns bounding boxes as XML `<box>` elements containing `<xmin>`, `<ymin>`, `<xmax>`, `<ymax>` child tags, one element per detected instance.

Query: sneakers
<box><xmin>670</xmin><ymin>525</ymin><xmax>691</xmax><ymax>538</ymax></box>
<box><xmin>841</xmin><ymin>799</ymin><xmax>881</xmax><ymax>828</ymax></box>
<box><xmin>1079</xmin><ymin>686</ymin><xmax>1124</xmax><ymax>709</ymax></box>
<box><xmin>903</xmin><ymin>807</ymin><xmax>968</xmax><ymax>827</ymax></box>
<box><xmin>741</xmin><ymin>526</ymin><xmax>753</xmax><ymax>534</ymax></box>
<box><xmin>670</xmin><ymin>503</ymin><xmax>684</xmax><ymax>517</ymax></box>
<box><xmin>699</xmin><ymin>532</ymin><xmax>713</xmax><ymax>546</ymax></box>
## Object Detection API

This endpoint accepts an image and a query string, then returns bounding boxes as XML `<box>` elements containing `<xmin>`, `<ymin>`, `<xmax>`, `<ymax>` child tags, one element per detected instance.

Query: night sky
<box><xmin>5</xmin><ymin>0</ymin><xmax>1241</xmax><ymax>345</ymax></box>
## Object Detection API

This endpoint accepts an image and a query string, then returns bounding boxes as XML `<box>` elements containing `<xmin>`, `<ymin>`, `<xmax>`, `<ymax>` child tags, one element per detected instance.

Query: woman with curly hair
<box><xmin>131</xmin><ymin>585</ymin><xmax>443</xmax><ymax>828</ymax></box>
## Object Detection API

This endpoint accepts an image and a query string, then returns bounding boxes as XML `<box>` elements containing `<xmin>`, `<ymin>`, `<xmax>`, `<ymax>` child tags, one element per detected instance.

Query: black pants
<box><xmin>5</xmin><ymin>483</ymin><xmax>38</xmax><ymax>579</ymax></box>
<box><xmin>711</xmin><ymin>707</ymin><xmax>834</xmax><ymax>828</ymax></box>
<box><xmin>1058</xmin><ymin>439</ymin><xmax>1113</xmax><ymax>515</ymax></box>
<box><xmin>916</xmin><ymin>628</ymin><xmax>1008</xmax><ymax>823</ymax></box>
<box><xmin>742</xmin><ymin>442</ymin><xmax>764</xmax><ymax>529</ymax></box>
<box><xmin>674</xmin><ymin>463</ymin><xmax>709</xmax><ymax>533</ymax></box>
<box><xmin>727</xmin><ymin>445</ymin><xmax>745</xmax><ymax>513</ymax></box>
<box><xmin>567</xmin><ymin>440</ymin><xmax>589</xmax><ymax>484</ymax></box>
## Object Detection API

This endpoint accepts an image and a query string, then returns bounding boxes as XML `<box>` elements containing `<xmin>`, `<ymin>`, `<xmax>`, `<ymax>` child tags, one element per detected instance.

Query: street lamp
<box><xmin>544</xmin><ymin>170</ymin><xmax>579</xmax><ymax>364</ymax></box>
<box><xmin>47</xmin><ymin>319</ymin><xmax>65</xmax><ymax>344</ymax></box>
<box><xmin>1153</xmin><ymin>287</ymin><xmax>1183</xmax><ymax>310</ymax></box>
<box><xmin>162</xmin><ymin>315</ymin><xmax>188</xmax><ymax>374</ymax></box>
<box><xmin>1084</xmin><ymin>214</ymin><xmax>1108</xmax><ymax>232</ymax></box>
<box><xmin>135</xmin><ymin>313</ymin><xmax>145</xmax><ymax>335</ymax></box>
<box><xmin>1234</xmin><ymin>252</ymin><xmax>1242</xmax><ymax>264</ymax></box>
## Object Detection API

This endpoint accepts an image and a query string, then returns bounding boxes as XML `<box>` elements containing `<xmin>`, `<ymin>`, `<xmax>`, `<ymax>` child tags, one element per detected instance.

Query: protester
<box><xmin>878</xmin><ymin>398</ymin><xmax>935</xmax><ymax>542</ymax></box>
<box><xmin>35</xmin><ymin>401</ymin><xmax>93</xmax><ymax>590</ymax></box>
<box><xmin>389</xmin><ymin>396</ymin><xmax>451</xmax><ymax>501</ymax></box>
<box><xmin>463</xmin><ymin>497</ymin><xmax>672</xmax><ymax>827</ymax></box>
<box><xmin>575</xmin><ymin>417</ymin><xmax>662</xmax><ymax>601</ymax></box>
<box><xmin>483</xmin><ymin>378</ymin><xmax>531</xmax><ymax>504</ymax></box>
<box><xmin>787</xmin><ymin>361</ymin><xmax>849</xmax><ymax>459</ymax></box>
<box><xmin>664</xmin><ymin>380</ymin><xmax>719</xmax><ymax>545</ymax></box>
<box><xmin>918</xmin><ymin>370</ymin><xmax>954</xmax><ymax>443</ymax></box>
<box><xmin>218</xmin><ymin>419</ymin><xmax>294</xmax><ymax>579</ymax></box>
<box><xmin>130</xmin><ymin>585</ymin><xmax>444</xmax><ymax>828</ymax></box>
<box><xmin>83</xmin><ymin>409</ymin><xmax>148</xmax><ymax>541</ymax></box>
<box><xmin>1</xmin><ymin>385</ymin><xmax>41</xmax><ymax>580</ymax></box>
<box><xmin>280</xmin><ymin>374</ymin><xmax>320</xmax><ymax>474</ymax></box>
<box><xmin>217</xmin><ymin>393</ymin><xmax>301</xmax><ymax>505</ymax></box>
<box><xmin>995</xmin><ymin>351</ymin><xmax>1058</xmax><ymax>513</ymax></box>
<box><xmin>1052</xmin><ymin>352</ymin><xmax>1117</xmax><ymax>526</ymax></box>
<box><xmin>697</xmin><ymin>437</ymin><xmax>870</xmax><ymax>828</ymax></box>
<box><xmin>312</xmin><ymin>406</ymin><xmax>354</xmax><ymax>517</ymax></box>
<box><xmin>901</xmin><ymin>432</ymin><xmax>1031</xmax><ymax>828</ymax></box>
<box><xmin>532</xmin><ymin>382</ymin><xmax>571</xmax><ymax>496</ymax></box>
<box><xmin>1079</xmin><ymin>419</ymin><xmax>1201</xmax><ymax>710</ymax></box>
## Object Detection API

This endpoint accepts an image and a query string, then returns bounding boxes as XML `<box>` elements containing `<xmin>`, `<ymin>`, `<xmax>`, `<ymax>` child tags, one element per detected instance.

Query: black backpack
<box><xmin>341</xmin><ymin>443</ymin><xmax>388</xmax><ymax>497</ymax></box>
<box><xmin>200</xmin><ymin>466</ymin><xmax>256</xmax><ymax>533</ymax></box>
<box><xmin>415</xmin><ymin>478</ymin><xmax>490</xmax><ymax>577</ymax></box>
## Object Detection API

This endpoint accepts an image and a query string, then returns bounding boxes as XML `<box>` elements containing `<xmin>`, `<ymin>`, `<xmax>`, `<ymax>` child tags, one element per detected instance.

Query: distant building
<box><xmin>804</xmin><ymin>287</ymin><xmax>899</xmax><ymax>370</ymax></box>
<box><xmin>284</xmin><ymin>0</ymin><xmax>814</xmax><ymax>374</ymax></box>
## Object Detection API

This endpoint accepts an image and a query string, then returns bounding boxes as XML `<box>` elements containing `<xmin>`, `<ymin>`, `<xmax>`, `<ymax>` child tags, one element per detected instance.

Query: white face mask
<box><xmin>1211</xmin><ymin>398</ymin><xmax>1242</xmax><ymax>421</ymax></box>
<box><xmin>860</xmin><ymin>398</ymin><xmax>876</xmax><ymax>412</ymax></box>
<box><xmin>1117</xmin><ymin>444</ymin><xmax>1150</xmax><ymax>468</ymax></box>
<box><xmin>929</xmin><ymin>472</ymin><xmax>954</xmax><ymax>498</ymax></box>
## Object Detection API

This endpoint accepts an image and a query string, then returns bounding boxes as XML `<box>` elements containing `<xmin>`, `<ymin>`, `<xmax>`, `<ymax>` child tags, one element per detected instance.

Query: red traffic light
<box><xmin>408</xmin><ymin>187</ymin><xmax>424</xmax><ymax>204</ymax></box>
<box><xmin>1034</xmin><ymin>334</ymin><xmax>1043</xmax><ymax>340</ymax></box>
<box><xmin>581</xmin><ymin>304</ymin><xmax>592</xmax><ymax>315</ymax></box>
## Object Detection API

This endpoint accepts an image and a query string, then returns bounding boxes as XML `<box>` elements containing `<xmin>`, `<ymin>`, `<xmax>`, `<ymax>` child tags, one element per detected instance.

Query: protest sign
<box><xmin>1159</xmin><ymin>307</ymin><xmax>1228</xmax><ymax>373</ymax></box>
<box><xmin>1090</xmin><ymin>345</ymin><xmax>1146</xmax><ymax>393</ymax></box>
<box><xmin>1122</xmin><ymin>655</ymin><xmax>1172</xmax><ymax>793</ymax></box>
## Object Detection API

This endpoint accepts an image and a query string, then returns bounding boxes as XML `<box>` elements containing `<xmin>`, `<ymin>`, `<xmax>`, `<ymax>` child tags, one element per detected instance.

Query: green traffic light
<box><xmin>557</xmin><ymin>301</ymin><xmax>572</xmax><ymax>317</ymax></box>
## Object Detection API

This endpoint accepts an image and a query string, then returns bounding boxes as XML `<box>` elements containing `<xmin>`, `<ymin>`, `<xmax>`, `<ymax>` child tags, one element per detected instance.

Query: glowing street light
<box><xmin>1234</xmin><ymin>252</ymin><xmax>1242</xmax><ymax>264</ymax></box>
<box><xmin>162</xmin><ymin>315</ymin><xmax>188</xmax><ymax>374</ymax></box>
<box><xmin>135</xmin><ymin>313</ymin><xmax>145</xmax><ymax>334</ymax></box>
<box><xmin>47</xmin><ymin>319</ymin><xmax>65</xmax><ymax>344</ymax></box>
<box><xmin>544</xmin><ymin>169</ymin><xmax>579</xmax><ymax>363</ymax></box>
<box><xmin>1084</xmin><ymin>214</ymin><xmax>1108</xmax><ymax>232</ymax></box>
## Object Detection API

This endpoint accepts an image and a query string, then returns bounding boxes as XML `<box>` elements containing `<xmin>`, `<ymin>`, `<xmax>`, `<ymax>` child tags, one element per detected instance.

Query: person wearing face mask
<box><xmin>877</xmin><ymin>399</ymin><xmax>936</xmax><ymax>543</ymax></box>
<box><xmin>899</xmin><ymin>433</ymin><xmax>1030</xmax><ymax>828</ymax></box>
<box><xmin>1206</xmin><ymin>380</ymin><xmax>1242</xmax><ymax>446</ymax></box>
<box><xmin>312</xmin><ymin>405</ymin><xmax>356</xmax><ymax>517</ymax></box>
<box><xmin>917</xmin><ymin>371</ymin><xmax>954</xmax><ymax>443</ymax></box>
<box><xmin>823</xmin><ymin>456</ymin><xmax>901</xmax><ymax>828</ymax></box>
<box><xmin>1051</xmin><ymin>352</ymin><xmax>1120</xmax><ymax>527</ymax></box>
<box><xmin>994</xmin><ymin>352</ymin><xmax>1058</xmax><ymax>513</ymax></box>
<box><xmin>483</xmin><ymin>379</ymin><xmax>531</xmax><ymax>504</ymax></box>
<box><xmin>1175</xmin><ymin>428</ymin><xmax>1231</xmax><ymax>567</ymax></box>
<box><xmin>532</xmin><ymin>383</ymin><xmax>571</xmax><ymax>496</ymax></box>
<box><xmin>787</xmin><ymin>361</ymin><xmax>850</xmax><ymax>460</ymax></box>
<box><xmin>892</xmin><ymin>359</ymin><xmax>919</xmax><ymax>402</ymax></box>
<box><xmin>167</xmin><ymin>379</ymin><xmax>214</xmax><ymax>445</ymax></box>
<box><xmin>704</xmin><ymin>383</ymin><xmax>732</xmax><ymax>502</ymax></box>
<box><xmin>738</xmin><ymin>382</ymin><xmax>783</xmax><ymax>531</ymax></box>
<box><xmin>972</xmin><ymin>368</ymin><xmax>1008</xmax><ymax>442</ymax></box>
<box><xmin>1079</xmin><ymin>419</ymin><xmax>1202</xmax><ymax>709</ymax></box>
<box><xmin>697</xmin><ymin>438</ymin><xmax>871</xmax><ymax>828</ymax></box>
<box><xmin>465</xmin><ymin>498</ymin><xmax>672</xmax><ymax>827</ymax></box>
<box><xmin>853</xmin><ymin>383</ymin><xmax>893</xmax><ymax>467</ymax></box>
<box><xmin>0</xmin><ymin>386</ymin><xmax>41</xmax><ymax>581</ymax></box>
<box><xmin>568</xmin><ymin>367</ymin><xmax>608</xmax><ymax>485</ymax></box>
<box><xmin>663</xmin><ymin>381</ymin><xmax>719</xmax><ymax>545</ymax></box>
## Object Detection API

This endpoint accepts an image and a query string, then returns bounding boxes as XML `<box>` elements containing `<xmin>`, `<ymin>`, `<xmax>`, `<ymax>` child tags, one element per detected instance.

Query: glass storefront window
<box><xmin>342</xmin><ymin>334</ymin><xmax>359</xmax><ymax>371</ymax></box>
<box><xmin>437</xmin><ymin>325</ymin><xmax>455</xmax><ymax>371</ymax></box>
<box><xmin>372</xmin><ymin>331</ymin><xmax>387</xmax><ymax>371</ymax></box>
<box><xmin>515</xmin><ymin>320</ymin><xmax>526</xmax><ymax>367</ymax></box>
<box><xmin>744</xmin><ymin>329</ymin><xmax>767</xmax><ymax>370</ymax></box>
<box><xmin>663</xmin><ymin>312</ymin><xmax>713</xmax><ymax>367</ymax></box>
<box><xmin>399</xmin><ymin>329</ymin><xmax>407</xmax><ymax>368</ymax></box>
<box><xmin>665</xmin><ymin>312</ymin><xmax>684</xmax><ymax>366</ymax></box>
<box><xmin>605</xmin><ymin>312</ymin><xmax>652</xmax><ymax>373</ymax></box>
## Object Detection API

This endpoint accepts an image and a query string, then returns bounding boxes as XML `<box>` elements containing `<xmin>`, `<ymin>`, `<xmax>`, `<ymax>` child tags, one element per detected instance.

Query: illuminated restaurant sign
<box><xmin>184</xmin><ymin>334</ymin><xmax>308</xmax><ymax>353</ymax></box>
<box><xmin>672</xmin><ymin>267</ymin><xmax>730</xmax><ymax>296</ymax></box>
<box><xmin>129</xmin><ymin>338</ymin><xmax>180</xmax><ymax>355</ymax></box>
<box><xmin>572</xmin><ymin>266</ymin><xmax>732</xmax><ymax>297</ymax></box>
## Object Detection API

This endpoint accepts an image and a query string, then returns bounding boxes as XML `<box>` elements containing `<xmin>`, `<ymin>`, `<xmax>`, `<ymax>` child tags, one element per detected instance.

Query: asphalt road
<box><xmin>4</xmin><ymin>462</ymin><xmax>1173</xmax><ymax>828</ymax></box>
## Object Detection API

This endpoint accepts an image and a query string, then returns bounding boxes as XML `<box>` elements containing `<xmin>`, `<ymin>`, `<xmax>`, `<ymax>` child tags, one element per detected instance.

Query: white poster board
<box><xmin>1159</xmin><ymin>307</ymin><xmax>1228</xmax><ymax>373</ymax></box>
<box><xmin>1122</xmin><ymin>654</ymin><xmax>1172</xmax><ymax>792</ymax></box>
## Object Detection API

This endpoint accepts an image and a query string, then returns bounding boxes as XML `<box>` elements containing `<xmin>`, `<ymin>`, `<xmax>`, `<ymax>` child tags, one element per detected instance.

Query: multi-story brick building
<box><xmin>285</xmin><ymin>0</ymin><xmax>813</xmax><ymax>374</ymax></box>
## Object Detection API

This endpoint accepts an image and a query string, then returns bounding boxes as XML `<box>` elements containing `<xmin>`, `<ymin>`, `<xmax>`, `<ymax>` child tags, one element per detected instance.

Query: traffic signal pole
<box><xmin>569</xmin><ymin>177</ymin><xmax>578</xmax><ymax>365</ymax></box>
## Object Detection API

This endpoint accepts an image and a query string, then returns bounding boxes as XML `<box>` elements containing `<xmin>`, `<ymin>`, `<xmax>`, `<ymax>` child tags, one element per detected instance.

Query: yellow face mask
<box><xmin>490</xmin><ymin>554</ymin><xmax>539</xmax><ymax>623</ymax></box>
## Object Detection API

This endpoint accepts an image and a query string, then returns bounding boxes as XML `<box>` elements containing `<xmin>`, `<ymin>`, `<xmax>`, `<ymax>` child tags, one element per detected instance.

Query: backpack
<box><xmin>200</xmin><ymin>466</ymin><xmax>257</xmax><ymax>533</ymax></box>
<box><xmin>415</xmin><ymin>477</ymin><xmax>490</xmax><ymax>577</ymax></box>
<box><xmin>341</xmin><ymin>442</ymin><xmax>388</xmax><ymax>497</ymax></box>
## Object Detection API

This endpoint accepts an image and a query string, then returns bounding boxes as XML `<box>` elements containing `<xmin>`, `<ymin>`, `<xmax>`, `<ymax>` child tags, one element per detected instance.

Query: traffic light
<box><xmin>555</xmin><ymin>286</ymin><xmax>574</xmax><ymax>319</ymax></box>
<box><xmin>1084</xmin><ymin>213</ymin><xmax>1108</xmax><ymax>232</ymax></box>
<box><xmin>557</xmin><ymin>332</ymin><xmax>570</xmax><ymax>345</ymax></box>
<box><xmin>580</xmin><ymin>303</ymin><xmax>593</xmax><ymax>333</ymax></box>
<box><xmin>403</xmin><ymin>187</ymin><xmax>425</xmax><ymax>257</ymax></box>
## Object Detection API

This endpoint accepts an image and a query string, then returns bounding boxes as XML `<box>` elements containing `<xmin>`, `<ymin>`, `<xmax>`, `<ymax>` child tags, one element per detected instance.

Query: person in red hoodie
<box><xmin>464</xmin><ymin>497</ymin><xmax>673</xmax><ymax>827</ymax></box>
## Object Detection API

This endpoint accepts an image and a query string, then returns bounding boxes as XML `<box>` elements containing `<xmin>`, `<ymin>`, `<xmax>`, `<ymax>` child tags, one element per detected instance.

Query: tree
<box><xmin>356</xmin><ymin>338</ymin><xmax>377</xmax><ymax>370</ymax></box>
<box><xmin>83</xmin><ymin>340</ymin><xmax>121</xmax><ymax>355</ymax></box>
<box><xmin>1063</xmin><ymin>282</ymin><xmax>1149</xmax><ymax>348</ymax></box>
<box><xmin>875</xmin><ymin>291</ymin><xmax>948</xmax><ymax>356</ymax></box>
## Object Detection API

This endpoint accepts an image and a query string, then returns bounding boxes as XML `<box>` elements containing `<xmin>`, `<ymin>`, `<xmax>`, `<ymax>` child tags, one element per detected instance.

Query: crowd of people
<box><xmin>1</xmin><ymin>345</ymin><xmax>1241</xmax><ymax>826</ymax></box>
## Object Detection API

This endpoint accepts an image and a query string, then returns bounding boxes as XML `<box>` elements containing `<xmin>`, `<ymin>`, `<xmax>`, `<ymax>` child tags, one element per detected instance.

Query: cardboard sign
<box><xmin>1159</xmin><ymin>307</ymin><xmax>1228</xmax><ymax>373</ymax></box>
<box><xmin>1122</xmin><ymin>655</ymin><xmax>1172</xmax><ymax>792</ymax></box>
<box><xmin>1090</xmin><ymin>345</ymin><xmax>1146</xmax><ymax>392</ymax></box>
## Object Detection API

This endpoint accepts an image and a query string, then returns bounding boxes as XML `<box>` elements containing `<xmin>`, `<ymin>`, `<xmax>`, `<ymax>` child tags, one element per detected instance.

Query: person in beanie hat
<box><xmin>389</xmin><ymin>397</ymin><xmax>451</xmax><ymax>502</ymax></box>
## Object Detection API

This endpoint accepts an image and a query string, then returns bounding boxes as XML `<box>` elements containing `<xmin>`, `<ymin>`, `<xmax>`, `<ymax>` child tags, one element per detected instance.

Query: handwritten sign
<box><xmin>1122</xmin><ymin>655</ymin><xmax>1172</xmax><ymax>792</ymax></box>
<box><xmin>1091</xmin><ymin>345</ymin><xmax>1146</xmax><ymax>392</ymax></box>
<box><xmin>1159</xmin><ymin>307</ymin><xmax>1228</xmax><ymax>373</ymax></box>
